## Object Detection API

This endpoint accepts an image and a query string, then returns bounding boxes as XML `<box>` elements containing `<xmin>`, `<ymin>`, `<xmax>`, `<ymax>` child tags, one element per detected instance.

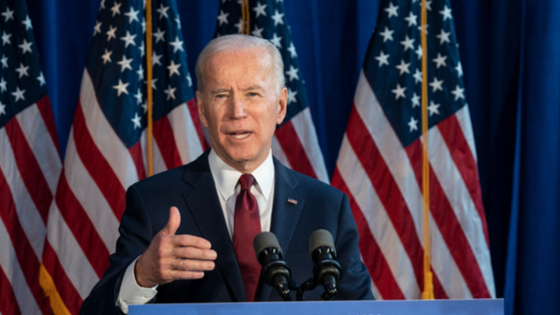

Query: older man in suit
<box><xmin>80</xmin><ymin>34</ymin><xmax>372</xmax><ymax>315</ymax></box>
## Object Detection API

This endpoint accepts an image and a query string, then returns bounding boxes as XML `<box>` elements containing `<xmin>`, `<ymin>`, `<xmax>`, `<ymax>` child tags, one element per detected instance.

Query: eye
<box><xmin>248</xmin><ymin>92</ymin><xmax>259</xmax><ymax>97</ymax></box>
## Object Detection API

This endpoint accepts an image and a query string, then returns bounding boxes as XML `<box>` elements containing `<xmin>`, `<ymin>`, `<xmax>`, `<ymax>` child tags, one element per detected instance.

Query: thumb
<box><xmin>161</xmin><ymin>206</ymin><xmax>181</xmax><ymax>235</ymax></box>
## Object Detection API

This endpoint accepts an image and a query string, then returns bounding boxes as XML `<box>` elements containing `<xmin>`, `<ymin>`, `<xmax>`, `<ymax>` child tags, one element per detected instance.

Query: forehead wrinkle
<box><xmin>203</xmin><ymin>49</ymin><xmax>277</xmax><ymax>95</ymax></box>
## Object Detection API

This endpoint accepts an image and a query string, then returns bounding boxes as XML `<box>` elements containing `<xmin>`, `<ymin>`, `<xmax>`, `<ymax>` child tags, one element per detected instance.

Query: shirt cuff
<box><xmin>116</xmin><ymin>257</ymin><xmax>158</xmax><ymax>314</ymax></box>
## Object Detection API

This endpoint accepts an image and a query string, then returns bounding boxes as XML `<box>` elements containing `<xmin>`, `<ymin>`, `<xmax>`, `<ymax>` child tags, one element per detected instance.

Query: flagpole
<box><xmin>146</xmin><ymin>0</ymin><xmax>154</xmax><ymax>176</ymax></box>
<box><xmin>420</xmin><ymin>0</ymin><xmax>434</xmax><ymax>300</ymax></box>
<box><xmin>245</xmin><ymin>0</ymin><xmax>250</xmax><ymax>35</ymax></box>
<box><xmin>241</xmin><ymin>0</ymin><xmax>250</xmax><ymax>35</ymax></box>
<box><xmin>241</xmin><ymin>0</ymin><xmax>246</xmax><ymax>33</ymax></box>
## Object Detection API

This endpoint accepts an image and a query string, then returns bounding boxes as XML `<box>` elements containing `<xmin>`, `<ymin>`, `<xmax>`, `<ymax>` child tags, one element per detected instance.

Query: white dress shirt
<box><xmin>116</xmin><ymin>149</ymin><xmax>275</xmax><ymax>313</ymax></box>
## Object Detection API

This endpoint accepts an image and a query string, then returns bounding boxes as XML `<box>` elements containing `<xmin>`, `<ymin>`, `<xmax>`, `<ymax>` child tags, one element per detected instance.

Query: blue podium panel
<box><xmin>130</xmin><ymin>299</ymin><xmax>504</xmax><ymax>315</ymax></box>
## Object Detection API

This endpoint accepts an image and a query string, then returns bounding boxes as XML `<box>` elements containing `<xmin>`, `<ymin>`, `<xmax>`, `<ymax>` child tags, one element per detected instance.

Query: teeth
<box><xmin>232</xmin><ymin>133</ymin><xmax>249</xmax><ymax>139</ymax></box>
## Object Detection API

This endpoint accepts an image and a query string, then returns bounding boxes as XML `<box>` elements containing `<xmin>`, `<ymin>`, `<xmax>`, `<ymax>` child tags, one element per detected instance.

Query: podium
<box><xmin>130</xmin><ymin>299</ymin><xmax>504</xmax><ymax>315</ymax></box>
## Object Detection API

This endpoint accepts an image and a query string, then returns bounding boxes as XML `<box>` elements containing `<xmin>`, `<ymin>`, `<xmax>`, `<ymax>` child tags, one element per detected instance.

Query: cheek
<box><xmin>263</xmin><ymin>116</ymin><xmax>278</xmax><ymax>137</ymax></box>
<box><xmin>204</xmin><ymin>107</ymin><xmax>221</xmax><ymax>126</ymax></box>
<box><xmin>203</xmin><ymin>111</ymin><xmax>222</xmax><ymax>138</ymax></box>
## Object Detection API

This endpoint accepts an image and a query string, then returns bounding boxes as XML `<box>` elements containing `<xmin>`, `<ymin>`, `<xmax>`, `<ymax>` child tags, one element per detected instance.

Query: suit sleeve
<box><xmin>334</xmin><ymin>193</ymin><xmax>375</xmax><ymax>300</ymax></box>
<box><xmin>80</xmin><ymin>184</ymin><xmax>155</xmax><ymax>315</ymax></box>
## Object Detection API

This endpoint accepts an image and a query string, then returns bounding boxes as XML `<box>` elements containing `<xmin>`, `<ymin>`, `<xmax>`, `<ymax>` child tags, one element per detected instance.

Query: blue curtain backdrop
<box><xmin>23</xmin><ymin>0</ymin><xmax>560</xmax><ymax>314</ymax></box>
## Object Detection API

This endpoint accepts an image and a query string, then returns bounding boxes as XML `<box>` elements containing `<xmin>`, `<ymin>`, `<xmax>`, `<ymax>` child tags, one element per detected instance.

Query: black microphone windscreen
<box><xmin>308</xmin><ymin>229</ymin><xmax>337</xmax><ymax>257</ymax></box>
<box><xmin>253</xmin><ymin>231</ymin><xmax>283</xmax><ymax>260</ymax></box>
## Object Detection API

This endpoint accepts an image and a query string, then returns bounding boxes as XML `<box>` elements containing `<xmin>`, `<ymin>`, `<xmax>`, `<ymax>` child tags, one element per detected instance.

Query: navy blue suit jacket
<box><xmin>80</xmin><ymin>151</ymin><xmax>373</xmax><ymax>314</ymax></box>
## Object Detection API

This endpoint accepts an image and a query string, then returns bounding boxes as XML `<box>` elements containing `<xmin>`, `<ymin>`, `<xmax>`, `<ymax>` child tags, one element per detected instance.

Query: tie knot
<box><xmin>238</xmin><ymin>174</ymin><xmax>255</xmax><ymax>191</ymax></box>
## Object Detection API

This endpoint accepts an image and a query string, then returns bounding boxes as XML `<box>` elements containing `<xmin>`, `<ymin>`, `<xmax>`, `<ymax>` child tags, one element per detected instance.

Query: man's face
<box><xmin>196</xmin><ymin>48</ymin><xmax>287</xmax><ymax>173</ymax></box>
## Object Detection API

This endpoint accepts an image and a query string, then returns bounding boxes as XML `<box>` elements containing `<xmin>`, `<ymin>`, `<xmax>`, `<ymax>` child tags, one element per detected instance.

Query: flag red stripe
<box><xmin>154</xmin><ymin>116</ymin><xmax>183</xmax><ymax>169</ymax></box>
<box><xmin>73</xmin><ymin>101</ymin><xmax>126</xmax><ymax>220</ymax></box>
<box><xmin>186</xmin><ymin>98</ymin><xmax>210</xmax><ymax>150</ymax></box>
<box><xmin>4</xmin><ymin>118</ymin><xmax>51</xmax><ymax>224</ymax></box>
<box><xmin>55</xmin><ymin>173</ymin><xmax>110</xmax><ymax>279</ymax></box>
<box><xmin>332</xmin><ymin>168</ymin><xmax>405</xmax><ymax>299</ymax></box>
<box><xmin>42</xmin><ymin>241</ymin><xmax>83</xmax><ymax>315</ymax></box>
<box><xmin>405</xmin><ymin>139</ymin><xmax>491</xmax><ymax>298</ymax></box>
<box><xmin>0</xmin><ymin>265</ymin><xmax>22</xmax><ymax>315</ymax></box>
<box><xmin>437</xmin><ymin>115</ymin><xmax>489</xmax><ymax>245</ymax></box>
<box><xmin>345</xmin><ymin>107</ymin><xmax>424</xmax><ymax>290</ymax></box>
<box><xmin>274</xmin><ymin>121</ymin><xmax>318</xmax><ymax>179</ymax></box>
<box><xmin>129</xmin><ymin>140</ymin><xmax>146</xmax><ymax>182</ymax></box>
<box><xmin>36</xmin><ymin>96</ymin><xmax>61</xmax><ymax>157</ymax></box>
<box><xmin>0</xmin><ymin>170</ymin><xmax>52</xmax><ymax>314</ymax></box>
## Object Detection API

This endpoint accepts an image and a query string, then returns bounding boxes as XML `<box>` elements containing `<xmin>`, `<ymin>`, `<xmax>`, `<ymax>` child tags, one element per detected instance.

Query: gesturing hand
<box><xmin>134</xmin><ymin>206</ymin><xmax>217</xmax><ymax>288</ymax></box>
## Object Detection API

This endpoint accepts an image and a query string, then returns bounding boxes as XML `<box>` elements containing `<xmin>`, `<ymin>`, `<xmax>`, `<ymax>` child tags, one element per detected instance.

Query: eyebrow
<box><xmin>243</xmin><ymin>85</ymin><xmax>264</xmax><ymax>91</ymax></box>
<box><xmin>210</xmin><ymin>85</ymin><xmax>264</xmax><ymax>94</ymax></box>
<box><xmin>210</xmin><ymin>88</ymin><xmax>230</xmax><ymax>94</ymax></box>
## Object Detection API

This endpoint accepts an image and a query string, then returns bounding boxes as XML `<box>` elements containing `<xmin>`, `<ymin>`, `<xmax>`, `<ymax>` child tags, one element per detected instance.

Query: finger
<box><xmin>171</xmin><ymin>258</ymin><xmax>215</xmax><ymax>272</ymax></box>
<box><xmin>171</xmin><ymin>234</ymin><xmax>212</xmax><ymax>249</ymax></box>
<box><xmin>172</xmin><ymin>247</ymin><xmax>217</xmax><ymax>261</ymax></box>
<box><xmin>161</xmin><ymin>206</ymin><xmax>181</xmax><ymax>235</ymax></box>
<box><xmin>169</xmin><ymin>270</ymin><xmax>206</xmax><ymax>280</ymax></box>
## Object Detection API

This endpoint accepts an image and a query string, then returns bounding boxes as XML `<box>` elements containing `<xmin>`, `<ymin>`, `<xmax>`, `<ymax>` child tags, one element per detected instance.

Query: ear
<box><xmin>276</xmin><ymin>87</ymin><xmax>288</xmax><ymax>125</ymax></box>
<box><xmin>196</xmin><ymin>90</ymin><xmax>209</xmax><ymax>127</ymax></box>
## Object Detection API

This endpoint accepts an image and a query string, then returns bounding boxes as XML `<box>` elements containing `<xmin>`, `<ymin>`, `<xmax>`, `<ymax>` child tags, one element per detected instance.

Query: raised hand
<box><xmin>134</xmin><ymin>206</ymin><xmax>217</xmax><ymax>288</ymax></box>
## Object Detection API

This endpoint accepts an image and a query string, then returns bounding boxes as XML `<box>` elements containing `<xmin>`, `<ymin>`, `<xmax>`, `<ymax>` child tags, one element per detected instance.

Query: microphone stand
<box><xmin>294</xmin><ymin>277</ymin><xmax>337</xmax><ymax>301</ymax></box>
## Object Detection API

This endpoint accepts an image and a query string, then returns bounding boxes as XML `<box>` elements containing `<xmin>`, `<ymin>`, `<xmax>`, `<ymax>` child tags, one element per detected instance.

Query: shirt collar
<box><xmin>208</xmin><ymin>149</ymin><xmax>275</xmax><ymax>202</ymax></box>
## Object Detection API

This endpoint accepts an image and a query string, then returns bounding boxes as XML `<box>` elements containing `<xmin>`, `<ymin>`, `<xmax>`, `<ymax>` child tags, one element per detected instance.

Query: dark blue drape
<box><xmin>509</xmin><ymin>1</ymin><xmax>560</xmax><ymax>314</ymax></box>
<box><xmin>24</xmin><ymin>0</ymin><xmax>560</xmax><ymax>314</ymax></box>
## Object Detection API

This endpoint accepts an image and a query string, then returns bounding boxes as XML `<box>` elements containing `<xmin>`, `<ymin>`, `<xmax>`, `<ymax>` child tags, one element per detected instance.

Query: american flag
<box><xmin>331</xmin><ymin>0</ymin><xmax>496</xmax><ymax>299</ymax></box>
<box><xmin>40</xmin><ymin>0</ymin><xmax>205</xmax><ymax>313</ymax></box>
<box><xmin>0</xmin><ymin>0</ymin><xmax>61</xmax><ymax>313</ymax></box>
<box><xmin>215</xmin><ymin>0</ymin><xmax>329</xmax><ymax>183</ymax></box>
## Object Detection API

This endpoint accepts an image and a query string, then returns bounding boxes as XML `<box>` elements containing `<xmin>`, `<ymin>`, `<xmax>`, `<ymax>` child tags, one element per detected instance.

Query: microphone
<box><xmin>309</xmin><ymin>229</ymin><xmax>341</xmax><ymax>300</ymax></box>
<box><xmin>253</xmin><ymin>232</ymin><xmax>293</xmax><ymax>301</ymax></box>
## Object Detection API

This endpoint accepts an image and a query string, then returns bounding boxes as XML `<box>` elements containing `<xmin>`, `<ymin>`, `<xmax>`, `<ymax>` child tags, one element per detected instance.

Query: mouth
<box><xmin>228</xmin><ymin>131</ymin><xmax>252</xmax><ymax>140</ymax></box>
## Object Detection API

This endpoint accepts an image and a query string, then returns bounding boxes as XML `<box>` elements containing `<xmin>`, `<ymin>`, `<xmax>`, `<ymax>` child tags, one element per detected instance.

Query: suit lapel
<box><xmin>259</xmin><ymin>158</ymin><xmax>305</xmax><ymax>301</ymax></box>
<box><xmin>181</xmin><ymin>152</ymin><xmax>246</xmax><ymax>302</ymax></box>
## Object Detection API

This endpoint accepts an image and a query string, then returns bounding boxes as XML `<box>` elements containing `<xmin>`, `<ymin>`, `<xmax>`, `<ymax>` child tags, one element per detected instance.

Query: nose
<box><xmin>229</xmin><ymin>94</ymin><xmax>247</xmax><ymax>119</ymax></box>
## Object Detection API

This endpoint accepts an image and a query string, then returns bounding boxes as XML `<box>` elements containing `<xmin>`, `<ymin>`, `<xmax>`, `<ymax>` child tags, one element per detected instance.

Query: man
<box><xmin>80</xmin><ymin>34</ymin><xmax>372</xmax><ymax>314</ymax></box>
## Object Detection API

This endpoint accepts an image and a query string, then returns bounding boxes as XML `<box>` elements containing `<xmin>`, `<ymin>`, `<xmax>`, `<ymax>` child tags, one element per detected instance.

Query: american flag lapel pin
<box><xmin>287</xmin><ymin>198</ymin><xmax>298</xmax><ymax>205</ymax></box>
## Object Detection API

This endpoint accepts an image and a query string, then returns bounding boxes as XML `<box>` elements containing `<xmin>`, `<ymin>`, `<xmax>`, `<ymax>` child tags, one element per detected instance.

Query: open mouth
<box><xmin>229</xmin><ymin>131</ymin><xmax>251</xmax><ymax>140</ymax></box>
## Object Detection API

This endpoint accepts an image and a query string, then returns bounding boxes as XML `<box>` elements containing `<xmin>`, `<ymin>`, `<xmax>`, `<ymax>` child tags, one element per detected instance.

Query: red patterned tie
<box><xmin>233</xmin><ymin>174</ymin><xmax>262</xmax><ymax>301</ymax></box>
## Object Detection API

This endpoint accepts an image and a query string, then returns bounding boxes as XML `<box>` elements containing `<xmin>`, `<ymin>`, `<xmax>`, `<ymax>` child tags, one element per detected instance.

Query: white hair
<box><xmin>195</xmin><ymin>34</ymin><xmax>285</xmax><ymax>93</ymax></box>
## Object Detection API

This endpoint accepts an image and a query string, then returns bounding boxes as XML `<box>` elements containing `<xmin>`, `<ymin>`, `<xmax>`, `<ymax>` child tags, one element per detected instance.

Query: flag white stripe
<box><xmin>0</xmin><ymin>129</ymin><xmax>46</xmax><ymax>259</ymax></box>
<box><xmin>0</xmin><ymin>218</ymin><xmax>41</xmax><ymax>315</ymax></box>
<box><xmin>455</xmin><ymin>106</ymin><xmax>478</xmax><ymax>162</ymax></box>
<box><xmin>168</xmin><ymin>104</ymin><xmax>204</xmax><ymax>164</ymax></box>
<box><xmin>354</xmin><ymin>72</ymin><xmax>424</xmax><ymax>238</ymax></box>
<box><xmin>271</xmin><ymin>134</ymin><xmax>291</xmax><ymax>168</ymax></box>
<box><xmin>64</xmin><ymin>131</ymin><xmax>121</xmax><ymax>252</ymax></box>
<box><xmin>15</xmin><ymin>105</ymin><xmax>62</xmax><ymax>194</ymax></box>
<box><xmin>429</xmin><ymin>213</ymin><xmax>472</xmax><ymax>298</ymax></box>
<box><xmin>428</xmin><ymin>126</ymin><xmax>495</xmax><ymax>296</ymax></box>
<box><xmin>46</xmin><ymin>203</ymin><xmax>99</xmax><ymax>300</ymax></box>
<box><xmin>80</xmin><ymin>70</ymin><xmax>139</xmax><ymax>189</ymax></box>
<box><xmin>337</xmin><ymin>135</ymin><xmax>420</xmax><ymax>298</ymax></box>
<box><xmin>369</xmin><ymin>280</ymin><xmax>382</xmax><ymax>301</ymax></box>
<box><xmin>141</xmin><ymin>128</ymin><xmax>167</xmax><ymax>175</ymax></box>
<box><xmin>290</xmin><ymin>108</ymin><xmax>329</xmax><ymax>183</ymax></box>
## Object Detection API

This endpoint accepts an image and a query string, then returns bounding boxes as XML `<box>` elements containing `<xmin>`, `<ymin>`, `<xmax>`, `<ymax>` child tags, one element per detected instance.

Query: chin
<box><xmin>225</xmin><ymin>148</ymin><xmax>265</xmax><ymax>167</ymax></box>
<box><xmin>229</xmin><ymin>152</ymin><xmax>257</xmax><ymax>164</ymax></box>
